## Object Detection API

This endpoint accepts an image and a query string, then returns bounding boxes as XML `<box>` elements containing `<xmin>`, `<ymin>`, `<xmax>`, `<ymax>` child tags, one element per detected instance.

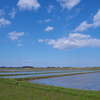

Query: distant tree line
<box><xmin>0</xmin><ymin>66</ymin><xmax>100</xmax><ymax>69</ymax></box>
<box><xmin>0</xmin><ymin>66</ymin><xmax>71</xmax><ymax>68</ymax></box>
<box><xmin>0</xmin><ymin>66</ymin><xmax>34</xmax><ymax>68</ymax></box>
<box><xmin>22</xmin><ymin>66</ymin><xmax>34</xmax><ymax>68</ymax></box>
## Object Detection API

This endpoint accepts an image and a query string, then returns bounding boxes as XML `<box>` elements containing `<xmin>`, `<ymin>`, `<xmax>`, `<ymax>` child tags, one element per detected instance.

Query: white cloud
<box><xmin>69</xmin><ymin>33</ymin><xmax>90</xmax><ymax>39</ymax></box>
<box><xmin>32</xmin><ymin>42</ymin><xmax>34</xmax><ymax>44</ymax></box>
<box><xmin>23</xmin><ymin>60</ymin><xmax>34</xmax><ymax>62</ymax></box>
<box><xmin>47</xmin><ymin>5</ymin><xmax>54</xmax><ymax>13</ymax></box>
<box><xmin>37</xmin><ymin>20</ymin><xmax>42</xmax><ymax>24</ymax></box>
<box><xmin>74</xmin><ymin>9</ymin><xmax>100</xmax><ymax>32</ymax></box>
<box><xmin>38</xmin><ymin>39</ymin><xmax>44</xmax><ymax>42</ymax></box>
<box><xmin>44</xmin><ymin>19</ymin><xmax>51</xmax><ymax>22</ymax></box>
<box><xmin>57</xmin><ymin>0</ymin><xmax>81</xmax><ymax>10</ymax></box>
<box><xmin>8</xmin><ymin>31</ymin><xmax>24</xmax><ymax>40</ymax></box>
<box><xmin>46</xmin><ymin>33</ymin><xmax>100</xmax><ymax>50</ymax></box>
<box><xmin>17</xmin><ymin>43</ymin><xmax>23</xmax><ymax>46</ymax></box>
<box><xmin>0</xmin><ymin>9</ymin><xmax>5</xmax><ymax>16</ymax></box>
<box><xmin>66</xmin><ymin>15</ymin><xmax>76</xmax><ymax>20</ymax></box>
<box><xmin>0</xmin><ymin>18</ymin><xmax>11</xmax><ymax>28</ymax></box>
<box><xmin>74</xmin><ymin>21</ymin><xmax>92</xmax><ymax>32</ymax></box>
<box><xmin>17</xmin><ymin>0</ymin><xmax>40</xmax><ymax>11</ymax></box>
<box><xmin>9</xmin><ymin>8</ymin><xmax>16</xmax><ymax>19</ymax></box>
<box><xmin>44</xmin><ymin>26</ymin><xmax>54</xmax><ymax>32</ymax></box>
<box><xmin>18</xmin><ymin>40</ymin><xmax>22</xmax><ymax>42</ymax></box>
<box><xmin>66</xmin><ymin>8</ymin><xmax>81</xmax><ymax>20</ymax></box>
<box><xmin>93</xmin><ymin>9</ymin><xmax>100</xmax><ymax>27</ymax></box>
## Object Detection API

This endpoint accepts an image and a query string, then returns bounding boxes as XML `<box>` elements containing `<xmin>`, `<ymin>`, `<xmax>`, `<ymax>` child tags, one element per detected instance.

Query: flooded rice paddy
<box><xmin>0</xmin><ymin>69</ymin><xmax>100</xmax><ymax>91</ymax></box>
<box><xmin>0</xmin><ymin>69</ymin><xmax>100</xmax><ymax>78</ymax></box>
<box><xmin>29</xmin><ymin>72</ymin><xmax>100</xmax><ymax>91</ymax></box>
<box><xmin>0</xmin><ymin>69</ymin><xmax>79</xmax><ymax>75</ymax></box>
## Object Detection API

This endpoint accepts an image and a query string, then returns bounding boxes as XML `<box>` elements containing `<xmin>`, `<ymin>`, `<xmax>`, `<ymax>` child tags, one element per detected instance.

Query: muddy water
<box><xmin>29</xmin><ymin>72</ymin><xmax>100</xmax><ymax>91</ymax></box>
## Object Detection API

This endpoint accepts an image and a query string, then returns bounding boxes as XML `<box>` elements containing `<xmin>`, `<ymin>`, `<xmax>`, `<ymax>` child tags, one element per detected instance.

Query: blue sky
<box><xmin>0</xmin><ymin>0</ymin><xmax>100</xmax><ymax>67</ymax></box>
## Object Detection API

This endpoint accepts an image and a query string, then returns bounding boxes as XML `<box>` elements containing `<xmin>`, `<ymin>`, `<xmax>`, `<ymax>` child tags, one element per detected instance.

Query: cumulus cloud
<box><xmin>16</xmin><ymin>43</ymin><xmax>23</xmax><ymax>46</ymax></box>
<box><xmin>74</xmin><ymin>21</ymin><xmax>92</xmax><ymax>32</ymax></box>
<box><xmin>44</xmin><ymin>26</ymin><xmax>54</xmax><ymax>32</ymax></box>
<box><xmin>47</xmin><ymin>5</ymin><xmax>54</xmax><ymax>13</ymax></box>
<box><xmin>17</xmin><ymin>0</ymin><xmax>40</xmax><ymax>11</ymax></box>
<box><xmin>44</xmin><ymin>19</ymin><xmax>51</xmax><ymax>22</ymax></box>
<box><xmin>8</xmin><ymin>31</ymin><xmax>24</xmax><ymax>40</ymax></box>
<box><xmin>38</xmin><ymin>39</ymin><xmax>44</xmax><ymax>42</ymax></box>
<box><xmin>46</xmin><ymin>33</ymin><xmax>100</xmax><ymax>50</ymax></box>
<box><xmin>74</xmin><ymin>9</ymin><xmax>100</xmax><ymax>32</ymax></box>
<box><xmin>9</xmin><ymin>8</ymin><xmax>16</xmax><ymax>18</ymax></box>
<box><xmin>0</xmin><ymin>18</ymin><xmax>11</xmax><ymax>28</ymax></box>
<box><xmin>93</xmin><ymin>9</ymin><xmax>100</xmax><ymax>27</ymax></box>
<box><xmin>57</xmin><ymin>0</ymin><xmax>81</xmax><ymax>10</ymax></box>
<box><xmin>0</xmin><ymin>9</ymin><xmax>5</xmax><ymax>16</ymax></box>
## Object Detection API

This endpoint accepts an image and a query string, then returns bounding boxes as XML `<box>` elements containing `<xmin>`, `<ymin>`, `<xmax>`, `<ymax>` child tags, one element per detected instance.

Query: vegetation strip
<box><xmin>0</xmin><ymin>78</ymin><xmax>100</xmax><ymax>100</ymax></box>
<box><xmin>15</xmin><ymin>71</ymin><xmax>100</xmax><ymax>81</ymax></box>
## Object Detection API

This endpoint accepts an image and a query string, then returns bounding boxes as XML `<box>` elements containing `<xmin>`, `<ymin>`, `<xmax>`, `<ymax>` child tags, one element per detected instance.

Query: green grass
<box><xmin>0</xmin><ymin>78</ymin><xmax>100</xmax><ymax>100</ymax></box>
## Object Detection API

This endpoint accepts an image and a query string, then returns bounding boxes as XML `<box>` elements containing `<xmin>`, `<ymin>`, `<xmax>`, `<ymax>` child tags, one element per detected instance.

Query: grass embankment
<box><xmin>0</xmin><ymin>78</ymin><xmax>100</xmax><ymax>100</ymax></box>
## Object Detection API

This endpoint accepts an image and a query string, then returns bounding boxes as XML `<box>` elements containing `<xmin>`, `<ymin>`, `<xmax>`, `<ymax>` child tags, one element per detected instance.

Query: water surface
<box><xmin>29</xmin><ymin>72</ymin><xmax>100</xmax><ymax>91</ymax></box>
<box><xmin>0</xmin><ymin>70</ymin><xmax>99</xmax><ymax>78</ymax></box>
<box><xmin>0</xmin><ymin>71</ymin><xmax>82</xmax><ymax>78</ymax></box>
<box><xmin>0</xmin><ymin>69</ymin><xmax>100</xmax><ymax>75</ymax></box>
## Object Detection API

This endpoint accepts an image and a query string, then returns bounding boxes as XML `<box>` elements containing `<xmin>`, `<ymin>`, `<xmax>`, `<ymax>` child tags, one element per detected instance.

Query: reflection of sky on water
<box><xmin>0</xmin><ymin>69</ymin><xmax>100</xmax><ymax>75</ymax></box>
<box><xmin>29</xmin><ymin>72</ymin><xmax>100</xmax><ymax>91</ymax></box>
<box><xmin>0</xmin><ymin>72</ymin><xmax>81</xmax><ymax>78</ymax></box>
<box><xmin>0</xmin><ymin>70</ymin><xmax>78</xmax><ymax>75</ymax></box>
<box><xmin>0</xmin><ymin>70</ymin><xmax>100</xmax><ymax>78</ymax></box>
